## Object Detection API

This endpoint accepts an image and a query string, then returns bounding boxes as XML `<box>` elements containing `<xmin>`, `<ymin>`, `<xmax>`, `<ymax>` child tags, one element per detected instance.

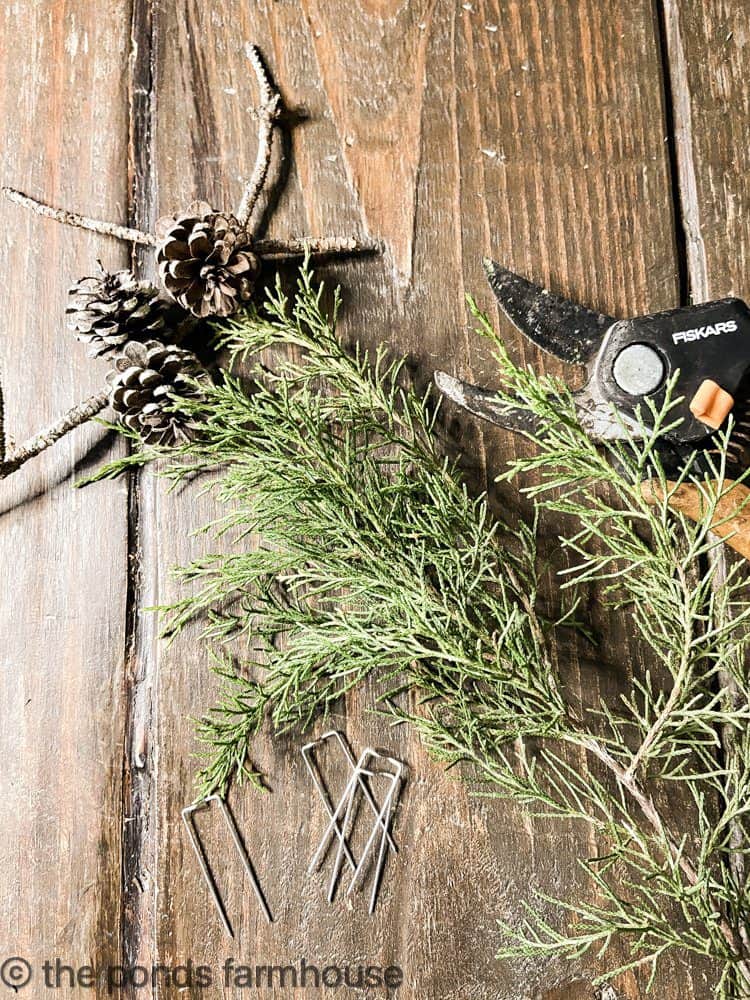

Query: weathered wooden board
<box><xmin>665</xmin><ymin>0</ymin><xmax>750</xmax><ymax>303</ymax></box>
<box><xmin>0</xmin><ymin>1</ymin><xmax>737</xmax><ymax>998</ymax></box>
<box><xmin>0</xmin><ymin>0</ymin><xmax>132</xmax><ymax>991</ymax></box>
<box><xmin>137</xmin><ymin>3</ymin><xmax>708</xmax><ymax>998</ymax></box>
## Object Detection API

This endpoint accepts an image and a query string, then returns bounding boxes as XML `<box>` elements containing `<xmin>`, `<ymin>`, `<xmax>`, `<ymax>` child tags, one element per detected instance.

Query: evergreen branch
<box><xmin>99</xmin><ymin>261</ymin><xmax>750</xmax><ymax>995</ymax></box>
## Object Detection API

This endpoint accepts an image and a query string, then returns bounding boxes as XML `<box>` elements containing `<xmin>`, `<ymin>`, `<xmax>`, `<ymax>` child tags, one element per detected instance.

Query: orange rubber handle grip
<box><xmin>644</xmin><ymin>480</ymin><xmax>750</xmax><ymax>561</ymax></box>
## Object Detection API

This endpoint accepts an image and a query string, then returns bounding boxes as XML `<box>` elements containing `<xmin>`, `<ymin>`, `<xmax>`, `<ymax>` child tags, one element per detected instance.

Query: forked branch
<box><xmin>236</xmin><ymin>43</ymin><xmax>282</xmax><ymax>229</ymax></box>
<box><xmin>1</xmin><ymin>188</ymin><xmax>377</xmax><ymax>259</ymax></box>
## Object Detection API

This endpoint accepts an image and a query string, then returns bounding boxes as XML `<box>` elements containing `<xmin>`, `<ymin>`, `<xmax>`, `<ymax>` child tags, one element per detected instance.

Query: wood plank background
<box><xmin>0</xmin><ymin>2</ymin><xmax>747</xmax><ymax>998</ymax></box>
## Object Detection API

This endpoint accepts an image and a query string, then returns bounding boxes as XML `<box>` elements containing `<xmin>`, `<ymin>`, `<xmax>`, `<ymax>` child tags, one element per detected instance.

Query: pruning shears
<box><xmin>435</xmin><ymin>260</ymin><xmax>750</xmax><ymax>559</ymax></box>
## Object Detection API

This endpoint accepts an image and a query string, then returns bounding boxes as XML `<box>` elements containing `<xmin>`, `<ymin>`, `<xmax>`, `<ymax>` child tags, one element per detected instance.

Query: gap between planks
<box><xmin>119</xmin><ymin>0</ymin><xmax>159</xmax><ymax>989</ymax></box>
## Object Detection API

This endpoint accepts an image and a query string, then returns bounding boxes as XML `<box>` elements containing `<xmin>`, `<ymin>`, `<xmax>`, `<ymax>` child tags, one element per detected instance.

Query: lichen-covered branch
<box><xmin>2</xmin><ymin>389</ymin><xmax>109</xmax><ymax>476</ymax></box>
<box><xmin>254</xmin><ymin>235</ymin><xmax>381</xmax><ymax>258</ymax></box>
<box><xmin>1</xmin><ymin>187</ymin><xmax>156</xmax><ymax>246</ymax></box>
<box><xmin>235</xmin><ymin>44</ymin><xmax>282</xmax><ymax>230</ymax></box>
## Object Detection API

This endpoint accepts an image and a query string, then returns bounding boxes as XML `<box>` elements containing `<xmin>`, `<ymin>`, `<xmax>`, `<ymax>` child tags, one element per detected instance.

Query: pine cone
<box><xmin>107</xmin><ymin>340</ymin><xmax>211</xmax><ymax>446</ymax></box>
<box><xmin>156</xmin><ymin>200</ymin><xmax>260</xmax><ymax>318</ymax></box>
<box><xmin>67</xmin><ymin>265</ymin><xmax>170</xmax><ymax>358</ymax></box>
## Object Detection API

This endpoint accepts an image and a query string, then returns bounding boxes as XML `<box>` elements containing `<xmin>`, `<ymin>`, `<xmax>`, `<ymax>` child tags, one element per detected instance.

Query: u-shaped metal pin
<box><xmin>301</xmin><ymin>730</ymin><xmax>398</xmax><ymax>873</ymax></box>
<box><xmin>306</xmin><ymin>743</ymin><xmax>405</xmax><ymax>912</ymax></box>
<box><xmin>181</xmin><ymin>794</ymin><xmax>273</xmax><ymax>938</ymax></box>
<box><xmin>346</xmin><ymin>755</ymin><xmax>404</xmax><ymax>914</ymax></box>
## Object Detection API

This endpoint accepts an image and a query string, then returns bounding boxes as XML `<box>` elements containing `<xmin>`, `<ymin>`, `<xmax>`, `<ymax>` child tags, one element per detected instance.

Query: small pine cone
<box><xmin>67</xmin><ymin>265</ymin><xmax>170</xmax><ymax>358</ymax></box>
<box><xmin>156</xmin><ymin>200</ymin><xmax>261</xmax><ymax>319</ymax></box>
<box><xmin>107</xmin><ymin>340</ymin><xmax>211</xmax><ymax>446</ymax></box>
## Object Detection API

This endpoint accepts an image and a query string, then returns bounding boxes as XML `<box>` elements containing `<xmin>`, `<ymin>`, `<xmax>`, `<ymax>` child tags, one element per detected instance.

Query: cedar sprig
<box><xmin>93</xmin><ymin>261</ymin><xmax>750</xmax><ymax>995</ymax></box>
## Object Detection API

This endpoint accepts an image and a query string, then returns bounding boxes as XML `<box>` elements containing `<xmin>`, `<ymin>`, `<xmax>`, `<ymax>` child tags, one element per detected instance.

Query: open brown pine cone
<box><xmin>67</xmin><ymin>265</ymin><xmax>171</xmax><ymax>358</ymax></box>
<box><xmin>155</xmin><ymin>201</ymin><xmax>261</xmax><ymax>319</ymax></box>
<box><xmin>107</xmin><ymin>340</ymin><xmax>212</xmax><ymax>446</ymax></box>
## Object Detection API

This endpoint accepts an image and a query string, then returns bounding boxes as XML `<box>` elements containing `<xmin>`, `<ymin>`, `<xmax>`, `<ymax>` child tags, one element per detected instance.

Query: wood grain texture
<box><xmin>0</xmin><ymin>0</ymin><xmax>132</xmax><ymax>989</ymax></box>
<box><xmin>136</xmin><ymin>2</ymin><xmax>708</xmax><ymax>998</ymax></box>
<box><xmin>0</xmin><ymin>1</ymin><xmax>735</xmax><ymax>998</ymax></box>
<box><xmin>664</xmin><ymin>0</ymin><xmax>750</xmax><ymax>303</ymax></box>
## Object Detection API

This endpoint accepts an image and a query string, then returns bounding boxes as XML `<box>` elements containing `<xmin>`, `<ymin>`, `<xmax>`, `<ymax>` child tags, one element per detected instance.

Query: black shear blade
<box><xmin>434</xmin><ymin>371</ymin><xmax>539</xmax><ymax>434</ymax></box>
<box><xmin>484</xmin><ymin>259</ymin><xmax>615</xmax><ymax>365</ymax></box>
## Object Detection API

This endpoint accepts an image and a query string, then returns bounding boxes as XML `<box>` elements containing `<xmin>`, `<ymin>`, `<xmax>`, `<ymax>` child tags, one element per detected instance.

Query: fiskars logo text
<box><xmin>672</xmin><ymin>320</ymin><xmax>738</xmax><ymax>344</ymax></box>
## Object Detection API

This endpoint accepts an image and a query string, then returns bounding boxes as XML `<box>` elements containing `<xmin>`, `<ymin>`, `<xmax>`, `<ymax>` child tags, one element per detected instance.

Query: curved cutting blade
<box><xmin>435</xmin><ymin>371</ymin><xmax>641</xmax><ymax>444</ymax></box>
<box><xmin>484</xmin><ymin>259</ymin><xmax>615</xmax><ymax>365</ymax></box>
<box><xmin>434</xmin><ymin>371</ymin><xmax>539</xmax><ymax>433</ymax></box>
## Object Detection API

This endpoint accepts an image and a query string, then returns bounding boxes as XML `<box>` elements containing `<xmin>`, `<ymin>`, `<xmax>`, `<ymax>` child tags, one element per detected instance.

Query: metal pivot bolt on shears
<box><xmin>435</xmin><ymin>259</ymin><xmax>750</xmax><ymax>559</ymax></box>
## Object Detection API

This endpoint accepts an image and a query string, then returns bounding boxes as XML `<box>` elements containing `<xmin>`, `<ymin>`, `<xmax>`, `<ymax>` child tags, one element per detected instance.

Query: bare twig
<box><xmin>235</xmin><ymin>44</ymin><xmax>282</xmax><ymax>230</ymax></box>
<box><xmin>1</xmin><ymin>187</ymin><xmax>156</xmax><ymax>246</ymax></box>
<box><xmin>3</xmin><ymin>186</ymin><xmax>377</xmax><ymax>260</ymax></box>
<box><xmin>254</xmin><ymin>235</ymin><xmax>381</xmax><ymax>258</ymax></box>
<box><xmin>2</xmin><ymin>389</ymin><xmax>110</xmax><ymax>477</ymax></box>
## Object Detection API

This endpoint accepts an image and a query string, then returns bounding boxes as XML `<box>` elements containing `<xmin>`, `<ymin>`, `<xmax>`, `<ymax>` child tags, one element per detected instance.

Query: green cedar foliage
<box><xmin>91</xmin><ymin>262</ymin><xmax>750</xmax><ymax>996</ymax></box>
